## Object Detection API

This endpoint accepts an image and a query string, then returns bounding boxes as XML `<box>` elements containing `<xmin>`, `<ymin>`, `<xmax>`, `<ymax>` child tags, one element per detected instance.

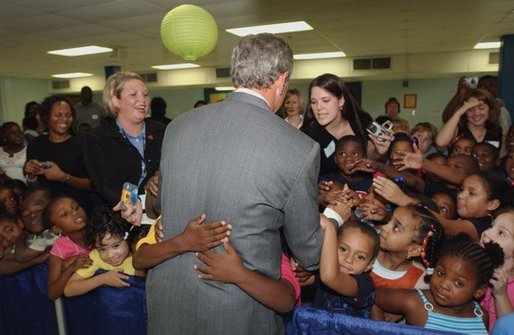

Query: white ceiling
<box><xmin>0</xmin><ymin>0</ymin><xmax>513</xmax><ymax>79</ymax></box>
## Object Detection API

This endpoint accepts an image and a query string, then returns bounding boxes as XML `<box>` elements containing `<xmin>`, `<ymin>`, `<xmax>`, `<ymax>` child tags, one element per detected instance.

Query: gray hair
<box><xmin>103</xmin><ymin>72</ymin><xmax>144</xmax><ymax>116</ymax></box>
<box><xmin>231</xmin><ymin>33</ymin><xmax>293</xmax><ymax>89</ymax></box>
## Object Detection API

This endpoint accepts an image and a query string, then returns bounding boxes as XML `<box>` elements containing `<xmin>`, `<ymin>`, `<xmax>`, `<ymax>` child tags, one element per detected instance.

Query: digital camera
<box><xmin>464</xmin><ymin>76</ymin><xmax>478</xmax><ymax>88</ymax></box>
<box><xmin>38</xmin><ymin>161</ymin><xmax>51</xmax><ymax>169</ymax></box>
<box><xmin>366</xmin><ymin>120</ymin><xmax>394</xmax><ymax>138</ymax></box>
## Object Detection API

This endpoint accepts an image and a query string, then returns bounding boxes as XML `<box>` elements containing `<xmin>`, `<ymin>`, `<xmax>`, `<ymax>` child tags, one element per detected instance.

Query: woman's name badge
<box><xmin>324</xmin><ymin>140</ymin><xmax>336</xmax><ymax>158</ymax></box>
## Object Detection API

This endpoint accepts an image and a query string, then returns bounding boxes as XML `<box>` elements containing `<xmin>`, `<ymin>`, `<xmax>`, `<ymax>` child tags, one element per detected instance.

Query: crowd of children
<box><xmin>1</xmin><ymin>80</ymin><xmax>514</xmax><ymax>335</ymax></box>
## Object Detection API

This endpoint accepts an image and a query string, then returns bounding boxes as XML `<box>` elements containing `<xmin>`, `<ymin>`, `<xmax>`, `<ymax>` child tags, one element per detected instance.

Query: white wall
<box><xmin>362</xmin><ymin>78</ymin><xmax>457</xmax><ymax>128</ymax></box>
<box><xmin>0</xmin><ymin>75</ymin><xmax>473</xmax><ymax>129</ymax></box>
<box><xmin>0</xmin><ymin>77</ymin><xmax>49</xmax><ymax>125</ymax></box>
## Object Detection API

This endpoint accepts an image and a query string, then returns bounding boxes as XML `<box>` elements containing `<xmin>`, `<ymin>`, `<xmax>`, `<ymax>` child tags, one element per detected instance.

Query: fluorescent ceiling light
<box><xmin>152</xmin><ymin>63</ymin><xmax>200</xmax><ymax>70</ymax></box>
<box><xmin>294</xmin><ymin>52</ymin><xmax>346</xmax><ymax>60</ymax></box>
<box><xmin>52</xmin><ymin>72</ymin><xmax>93</xmax><ymax>79</ymax></box>
<box><xmin>47</xmin><ymin>45</ymin><xmax>112</xmax><ymax>57</ymax></box>
<box><xmin>215</xmin><ymin>86</ymin><xmax>235</xmax><ymax>91</ymax></box>
<box><xmin>226</xmin><ymin>21</ymin><xmax>312</xmax><ymax>37</ymax></box>
<box><xmin>474</xmin><ymin>42</ymin><xmax>501</xmax><ymax>49</ymax></box>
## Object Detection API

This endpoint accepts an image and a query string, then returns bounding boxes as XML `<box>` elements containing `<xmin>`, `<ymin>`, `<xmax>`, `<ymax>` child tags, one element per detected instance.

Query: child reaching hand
<box><xmin>194</xmin><ymin>239</ymin><xmax>300</xmax><ymax>314</ymax></box>
<box><xmin>375</xmin><ymin>234</ymin><xmax>504</xmax><ymax>334</ymax></box>
<box><xmin>132</xmin><ymin>214</ymin><xmax>232</xmax><ymax>270</ymax></box>
<box><xmin>64</xmin><ymin>207</ymin><xmax>144</xmax><ymax>297</ymax></box>
<box><xmin>436</xmin><ymin>171</ymin><xmax>507</xmax><ymax>241</ymax></box>
<box><xmin>315</xmin><ymin>213</ymin><xmax>380</xmax><ymax>318</ymax></box>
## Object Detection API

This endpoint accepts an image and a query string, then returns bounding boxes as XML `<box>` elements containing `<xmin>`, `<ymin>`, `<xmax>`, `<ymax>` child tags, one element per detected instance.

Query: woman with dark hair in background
<box><xmin>436</xmin><ymin>88</ymin><xmax>505</xmax><ymax>157</ymax></box>
<box><xmin>22</xmin><ymin>101</ymin><xmax>46</xmax><ymax>144</ymax></box>
<box><xmin>302</xmin><ymin>73</ymin><xmax>390</xmax><ymax>176</ymax></box>
<box><xmin>24</xmin><ymin>95</ymin><xmax>92</xmax><ymax>212</ymax></box>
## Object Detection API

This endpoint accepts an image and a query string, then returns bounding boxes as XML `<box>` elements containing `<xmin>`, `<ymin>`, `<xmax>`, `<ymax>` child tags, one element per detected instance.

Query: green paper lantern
<box><xmin>160</xmin><ymin>4</ymin><xmax>218</xmax><ymax>61</ymax></box>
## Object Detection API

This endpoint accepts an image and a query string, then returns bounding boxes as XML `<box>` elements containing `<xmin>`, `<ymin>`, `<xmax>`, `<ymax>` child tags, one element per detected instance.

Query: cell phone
<box><xmin>120</xmin><ymin>182</ymin><xmax>139</xmax><ymax>211</ymax></box>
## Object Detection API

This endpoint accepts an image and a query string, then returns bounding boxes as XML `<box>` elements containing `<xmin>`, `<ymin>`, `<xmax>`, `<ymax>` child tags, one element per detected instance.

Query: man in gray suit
<box><xmin>146</xmin><ymin>33</ymin><xmax>324</xmax><ymax>334</ymax></box>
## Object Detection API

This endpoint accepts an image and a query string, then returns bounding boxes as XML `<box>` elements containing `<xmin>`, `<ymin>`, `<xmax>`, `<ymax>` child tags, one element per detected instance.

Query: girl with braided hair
<box><xmin>371</xmin><ymin>205</ymin><xmax>445</xmax><ymax>291</ymax></box>
<box><xmin>375</xmin><ymin>233</ymin><xmax>504</xmax><ymax>334</ymax></box>
<box><xmin>371</xmin><ymin>205</ymin><xmax>444</xmax><ymax>321</ymax></box>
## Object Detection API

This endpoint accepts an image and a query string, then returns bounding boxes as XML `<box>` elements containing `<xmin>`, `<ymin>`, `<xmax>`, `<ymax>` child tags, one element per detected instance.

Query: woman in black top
<box><xmin>302</xmin><ymin>73</ymin><xmax>389</xmax><ymax>176</ymax></box>
<box><xmin>83</xmin><ymin>72</ymin><xmax>165</xmax><ymax>208</ymax></box>
<box><xmin>24</xmin><ymin>95</ymin><xmax>92</xmax><ymax>211</ymax></box>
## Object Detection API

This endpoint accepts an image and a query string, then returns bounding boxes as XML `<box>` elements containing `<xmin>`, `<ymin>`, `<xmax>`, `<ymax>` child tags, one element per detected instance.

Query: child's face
<box><xmin>0</xmin><ymin>188</ymin><xmax>18</xmax><ymax>215</ymax></box>
<box><xmin>481</xmin><ymin>212</ymin><xmax>514</xmax><ymax>274</ymax></box>
<box><xmin>379</xmin><ymin>207</ymin><xmax>418</xmax><ymax>253</ymax></box>
<box><xmin>457</xmin><ymin>175</ymin><xmax>495</xmax><ymax>218</ymax></box>
<box><xmin>50</xmin><ymin>197</ymin><xmax>87</xmax><ymax>234</ymax></box>
<box><xmin>432</xmin><ymin>193</ymin><xmax>456</xmax><ymax>220</ymax></box>
<box><xmin>3</xmin><ymin>124</ymin><xmax>23</xmax><ymax>145</ymax></box>
<box><xmin>413</xmin><ymin>130</ymin><xmax>433</xmax><ymax>153</ymax></box>
<box><xmin>430</xmin><ymin>255</ymin><xmax>482</xmax><ymax>308</ymax></box>
<box><xmin>97</xmin><ymin>233</ymin><xmax>130</xmax><ymax>267</ymax></box>
<box><xmin>389</xmin><ymin>141</ymin><xmax>413</xmax><ymax>163</ymax></box>
<box><xmin>21</xmin><ymin>197</ymin><xmax>46</xmax><ymax>234</ymax></box>
<box><xmin>337</xmin><ymin>227</ymin><xmax>374</xmax><ymax>275</ymax></box>
<box><xmin>334</xmin><ymin>141</ymin><xmax>364</xmax><ymax>175</ymax></box>
<box><xmin>0</xmin><ymin>219</ymin><xmax>23</xmax><ymax>250</ymax></box>
<box><xmin>472</xmin><ymin>145</ymin><xmax>498</xmax><ymax>171</ymax></box>
<box><xmin>451</xmin><ymin>139</ymin><xmax>474</xmax><ymax>156</ymax></box>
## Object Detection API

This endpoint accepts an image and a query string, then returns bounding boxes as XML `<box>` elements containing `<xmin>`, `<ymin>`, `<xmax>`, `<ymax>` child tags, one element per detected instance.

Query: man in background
<box><xmin>73</xmin><ymin>86</ymin><xmax>108</xmax><ymax>134</ymax></box>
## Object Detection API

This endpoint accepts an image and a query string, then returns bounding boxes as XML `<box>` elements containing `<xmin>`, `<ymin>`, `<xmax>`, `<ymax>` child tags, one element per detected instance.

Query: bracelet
<box><xmin>62</xmin><ymin>174</ymin><xmax>71</xmax><ymax>183</ymax></box>
<box><xmin>25</xmin><ymin>174</ymin><xmax>37</xmax><ymax>183</ymax></box>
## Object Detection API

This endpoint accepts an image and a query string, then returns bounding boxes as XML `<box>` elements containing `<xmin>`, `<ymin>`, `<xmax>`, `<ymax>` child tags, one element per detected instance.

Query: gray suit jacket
<box><xmin>146</xmin><ymin>92</ymin><xmax>323</xmax><ymax>334</ymax></box>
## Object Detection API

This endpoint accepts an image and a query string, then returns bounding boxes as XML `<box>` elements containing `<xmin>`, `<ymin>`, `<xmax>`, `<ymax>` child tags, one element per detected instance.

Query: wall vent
<box><xmin>353</xmin><ymin>57</ymin><xmax>391</xmax><ymax>70</ymax></box>
<box><xmin>372</xmin><ymin>57</ymin><xmax>391</xmax><ymax>69</ymax></box>
<box><xmin>489</xmin><ymin>52</ymin><xmax>499</xmax><ymax>65</ymax></box>
<box><xmin>138</xmin><ymin>72</ymin><xmax>158</xmax><ymax>83</ymax></box>
<box><xmin>216</xmin><ymin>67</ymin><xmax>231</xmax><ymax>78</ymax></box>
<box><xmin>353</xmin><ymin>58</ymin><xmax>372</xmax><ymax>70</ymax></box>
<box><xmin>51</xmin><ymin>80</ymin><xmax>70</xmax><ymax>89</ymax></box>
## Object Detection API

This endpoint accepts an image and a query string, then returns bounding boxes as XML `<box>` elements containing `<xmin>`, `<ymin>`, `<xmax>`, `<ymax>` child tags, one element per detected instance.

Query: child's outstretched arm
<box><xmin>491</xmin><ymin>266</ymin><xmax>514</xmax><ymax>319</ymax></box>
<box><xmin>432</xmin><ymin>212</ymin><xmax>480</xmax><ymax>241</ymax></box>
<box><xmin>14</xmin><ymin>234</ymin><xmax>45</xmax><ymax>262</ymax></box>
<box><xmin>395</xmin><ymin>144</ymin><xmax>467</xmax><ymax>186</ymax></box>
<box><xmin>64</xmin><ymin>269</ymin><xmax>130</xmax><ymax>297</ymax></box>
<box><xmin>195</xmin><ymin>240</ymin><xmax>296</xmax><ymax>314</ymax></box>
<box><xmin>47</xmin><ymin>254</ymin><xmax>92</xmax><ymax>300</ymax></box>
<box><xmin>0</xmin><ymin>250</ymin><xmax>49</xmax><ymax>275</ymax></box>
<box><xmin>132</xmin><ymin>214</ymin><xmax>232</xmax><ymax>270</ymax></box>
<box><xmin>319</xmin><ymin>214</ymin><xmax>359</xmax><ymax>297</ymax></box>
<box><xmin>374</xmin><ymin>287</ymin><xmax>422</xmax><ymax>326</ymax></box>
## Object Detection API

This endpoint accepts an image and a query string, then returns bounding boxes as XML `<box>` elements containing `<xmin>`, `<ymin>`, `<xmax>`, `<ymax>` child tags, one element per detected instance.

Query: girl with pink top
<box><xmin>44</xmin><ymin>195</ymin><xmax>92</xmax><ymax>300</ymax></box>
